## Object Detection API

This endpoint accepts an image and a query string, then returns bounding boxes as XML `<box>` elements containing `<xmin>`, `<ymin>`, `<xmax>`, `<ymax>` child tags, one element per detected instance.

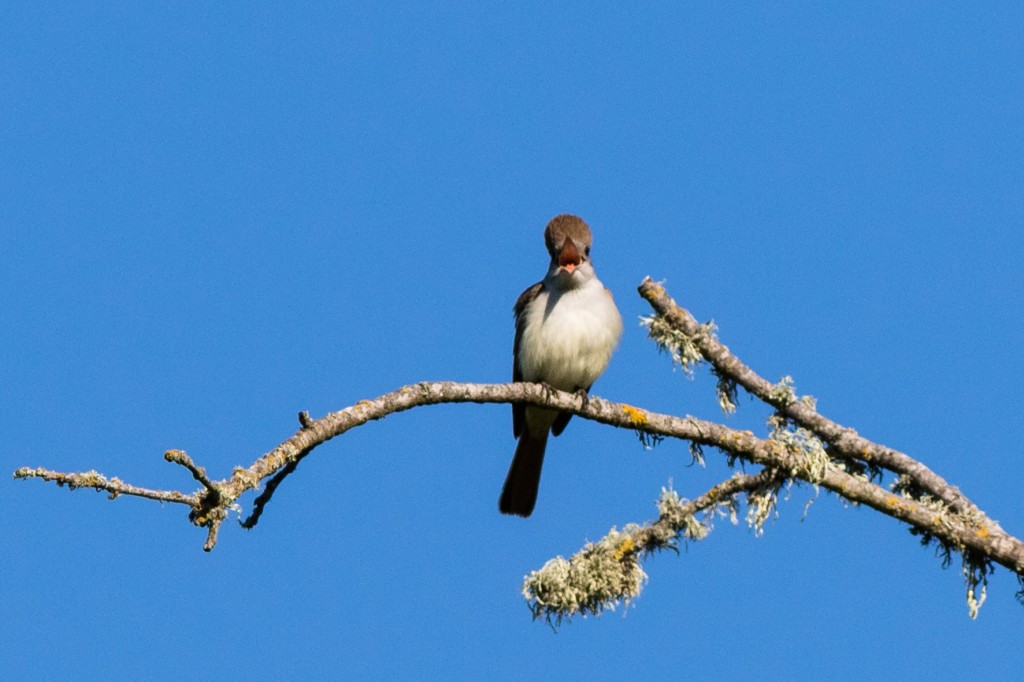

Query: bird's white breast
<box><xmin>518</xmin><ymin>277</ymin><xmax>623</xmax><ymax>391</ymax></box>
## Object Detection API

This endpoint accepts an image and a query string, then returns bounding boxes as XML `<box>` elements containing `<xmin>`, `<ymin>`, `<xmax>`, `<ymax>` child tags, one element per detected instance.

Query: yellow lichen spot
<box><xmin>885</xmin><ymin>496</ymin><xmax>899</xmax><ymax>508</ymax></box>
<box><xmin>622</xmin><ymin>405</ymin><xmax>648</xmax><ymax>426</ymax></box>
<box><xmin>613</xmin><ymin>538</ymin><xmax>637</xmax><ymax>561</ymax></box>
<box><xmin>357</xmin><ymin>400</ymin><xmax>373</xmax><ymax>408</ymax></box>
<box><xmin>976</xmin><ymin>526</ymin><xmax>990</xmax><ymax>539</ymax></box>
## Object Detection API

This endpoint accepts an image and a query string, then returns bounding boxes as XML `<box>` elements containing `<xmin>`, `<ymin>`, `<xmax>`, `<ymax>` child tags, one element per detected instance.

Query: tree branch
<box><xmin>523</xmin><ymin>469</ymin><xmax>784</xmax><ymax>623</ymax></box>
<box><xmin>12</xmin><ymin>466</ymin><xmax>199</xmax><ymax>506</ymax></box>
<box><xmin>13</xmin><ymin>381</ymin><xmax>1022</xmax><ymax>570</ymax></box>
<box><xmin>638</xmin><ymin>276</ymin><xmax>979</xmax><ymax>517</ymax></box>
<box><xmin>12</xmin><ymin>278</ymin><xmax>1022</xmax><ymax>618</ymax></box>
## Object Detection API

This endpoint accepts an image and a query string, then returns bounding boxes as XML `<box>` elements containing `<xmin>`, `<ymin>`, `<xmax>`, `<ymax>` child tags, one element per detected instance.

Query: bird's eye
<box><xmin>584</xmin><ymin>246</ymin><xmax>591</xmax><ymax>257</ymax></box>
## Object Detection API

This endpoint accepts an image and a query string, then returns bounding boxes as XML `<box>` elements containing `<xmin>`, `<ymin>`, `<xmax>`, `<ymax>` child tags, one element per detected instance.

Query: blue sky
<box><xmin>3</xmin><ymin>2</ymin><xmax>1023</xmax><ymax>679</ymax></box>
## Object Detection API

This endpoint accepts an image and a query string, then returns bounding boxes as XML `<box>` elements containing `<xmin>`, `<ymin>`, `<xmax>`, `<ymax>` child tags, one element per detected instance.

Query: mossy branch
<box><xmin>12</xmin><ymin>278</ymin><xmax>1022</xmax><ymax>620</ymax></box>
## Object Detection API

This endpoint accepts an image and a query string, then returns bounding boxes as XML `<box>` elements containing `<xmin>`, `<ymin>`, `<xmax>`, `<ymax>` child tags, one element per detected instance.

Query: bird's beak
<box><xmin>558</xmin><ymin>240</ymin><xmax>582</xmax><ymax>273</ymax></box>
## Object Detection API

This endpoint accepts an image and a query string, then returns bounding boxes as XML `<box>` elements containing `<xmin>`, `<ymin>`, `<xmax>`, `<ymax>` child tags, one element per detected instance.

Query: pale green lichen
<box><xmin>744</xmin><ymin>412</ymin><xmax>833</xmax><ymax>535</ymax></box>
<box><xmin>768</xmin><ymin>376</ymin><xmax>818</xmax><ymax>412</ymax></box>
<box><xmin>658</xmin><ymin>487</ymin><xmax>710</xmax><ymax>543</ymax></box>
<box><xmin>231</xmin><ymin>466</ymin><xmax>261</xmax><ymax>492</ymax></box>
<box><xmin>523</xmin><ymin>485</ymin><xmax>730</xmax><ymax>625</ymax></box>
<box><xmin>965</xmin><ymin>559</ymin><xmax>988</xmax><ymax>619</ymax></box>
<box><xmin>714</xmin><ymin>371</ymin><xmax>738</xmax><ymax>415</ymax></box>
<box><xmin>767</xmin><ymin>415</ymin><xmax>830</xmax><ymax>483</ymax></box>
<box><xmin>522</xmin><ymin>525</ymin><xmax>648</xmax><ymax>625</ymax></box>
<box><xmin>683</xmin><ymin>418</ymin><xmax>707</xmax><ymax>466</ymax></box>
<box><xmin>640</xmin><ymin>315</ymin><xmax>716</xmax><ymax>377</ymax></box>
<box><xmin>768</xmin><ymin>376</ymin><xmax>797</xmax><ymax>406</ymax></box>
<box><xmin>688</xmin><ymin>441</ymin><xmax>705</xmax><ymax>467</ymax></box>
<box><xmin>891</xmin><ymin>475</ymin><xmax>995</xmax><ymax>619</ymax></box>
<box><xmin>67</xmin><ymin>470</ymin><xmax>108</xmax><ymax>490</ymax></box>
<box><xmin>745</xmin><ymin>484</ymin><xmax>780</xmax><ymax>537</ymax></box>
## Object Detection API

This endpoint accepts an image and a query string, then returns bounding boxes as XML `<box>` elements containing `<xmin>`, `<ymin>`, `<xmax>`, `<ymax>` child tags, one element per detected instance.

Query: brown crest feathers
<box><xmin>544</xmin><ymin>214</ymin><xmax>593</xmax><ymax>257</ymax></box>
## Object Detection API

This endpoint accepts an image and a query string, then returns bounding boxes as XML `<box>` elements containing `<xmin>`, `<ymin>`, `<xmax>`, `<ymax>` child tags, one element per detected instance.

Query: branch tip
<box><xmin>204</xmin><ymin>518</ymin><xmax>223</xmax><ymax>552</ymax></box>
<box><xmin>164</xmin><ymin>449</ymin><xmax>217</xmax><ymax>491</ymax></box>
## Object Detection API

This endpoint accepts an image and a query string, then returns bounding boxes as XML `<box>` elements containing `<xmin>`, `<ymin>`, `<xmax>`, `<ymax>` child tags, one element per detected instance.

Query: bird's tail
<box><xmin>499</xmin><ymin>429</ymin><xmax>549</xmax><ymax>517</ymax></box>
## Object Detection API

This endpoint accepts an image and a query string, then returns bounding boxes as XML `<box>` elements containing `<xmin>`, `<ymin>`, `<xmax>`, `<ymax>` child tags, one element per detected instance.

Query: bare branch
<box><xmin>13</xmin><ymin>466</ymin><xmax>198</xmax><ymax>506</ymax></box>
<box><xmin>240</xmin><ymin>457</ymin><xmax>302</xmax><ymax>529</ymax></box>
<box><xmin>164</xmin><ymin>449</ymin><xmax>218</xmax><ymax>492</ymax></box>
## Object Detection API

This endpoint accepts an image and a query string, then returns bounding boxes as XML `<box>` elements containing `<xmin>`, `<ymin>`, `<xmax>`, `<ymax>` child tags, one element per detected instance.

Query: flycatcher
<box><xmin>500</xmin><ymin>214</ymin><xmax>623</xmax><ymax>517</ymax></box>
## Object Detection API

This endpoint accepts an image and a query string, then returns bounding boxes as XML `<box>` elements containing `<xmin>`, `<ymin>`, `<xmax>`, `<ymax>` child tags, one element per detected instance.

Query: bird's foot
<box><xmin>537</xmin><ymin>381</ymin><xmax>556</xmax><ymax>401</ymax></box>
<box><xmin>575</xmin><ymin>388</ymin><xmax>591</xmax><ymax>411</ymax></box>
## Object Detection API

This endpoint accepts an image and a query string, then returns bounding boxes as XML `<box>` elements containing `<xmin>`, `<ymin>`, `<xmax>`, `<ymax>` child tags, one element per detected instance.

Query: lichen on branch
<box><xmin>12</xmin><ymin>277</ymin><xmax>1023</xmax><ymax>620</ymax></box>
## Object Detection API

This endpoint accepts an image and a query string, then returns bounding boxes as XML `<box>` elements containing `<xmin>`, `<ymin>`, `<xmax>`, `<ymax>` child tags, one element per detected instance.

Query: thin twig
<box><xmin>13</xmin><ymin>466</ymin><xmax>198</xmax><ymax>506</ymax></box>
<box><xmin>634</xmin><ymin>469</ymin><xmax>783</xmax><ymax>554</ymax></box>
<box><xmin>240</xmin><ymin>456</ymin><xmax>303</xmax><ymax>529</ymax></box>
<box><xmin>164</xmin><ymin>449</ymin><xmax>218</xmax><ymax>492</ymax></box>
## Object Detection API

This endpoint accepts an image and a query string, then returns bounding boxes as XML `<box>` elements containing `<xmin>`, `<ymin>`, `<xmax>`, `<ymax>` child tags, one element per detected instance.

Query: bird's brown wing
<box><xmin>512</xmin><ymin>281</ymin><xmax>544</xmax><ymax>439</ymax></box>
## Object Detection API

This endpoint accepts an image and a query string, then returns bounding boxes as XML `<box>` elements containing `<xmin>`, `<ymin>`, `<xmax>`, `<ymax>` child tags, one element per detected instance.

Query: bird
<box><xmin>499</xmin><ymin>214</ymin><xmax>623</xmax><ymax>517</ymax></box>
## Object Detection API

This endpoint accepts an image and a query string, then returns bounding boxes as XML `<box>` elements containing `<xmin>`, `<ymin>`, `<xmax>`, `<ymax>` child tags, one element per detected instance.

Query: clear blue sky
<box><xmin>3</xmin><ymin>3</ymin><xmax>1022</xmax><ymax>679</ymax></box>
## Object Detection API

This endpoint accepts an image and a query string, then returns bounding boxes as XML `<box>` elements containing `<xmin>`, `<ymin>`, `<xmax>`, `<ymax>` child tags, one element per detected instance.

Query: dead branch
<box><xmin>12</xmin><ymin>277</ymin><xmax>1022</xmax><ymax>619</ymax></box>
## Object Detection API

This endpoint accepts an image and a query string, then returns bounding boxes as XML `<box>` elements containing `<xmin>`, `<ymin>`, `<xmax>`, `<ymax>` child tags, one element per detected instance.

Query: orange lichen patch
<box><xmin>885</xmin><ymin>496</ymin><xmax>899</xmax><ymax>508</ymax></box>
<box><xmin>622</xmin><ymin>405</ymin><xmax>648</xmax><ymax>426</ymax></box>
<box><xmin>613</xmin><ymin>538</ymin><xmax>637</xmax><ymax>561</ymax></box>
<box><xmin>976</xmin><ymin>526</ymin><xmax>990</xmax><ymax>539</ymax></box>
<box><xmin>640</xmin><ymin>280</ymin><xmax>664</xmax><ymax>297</ymax></box>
